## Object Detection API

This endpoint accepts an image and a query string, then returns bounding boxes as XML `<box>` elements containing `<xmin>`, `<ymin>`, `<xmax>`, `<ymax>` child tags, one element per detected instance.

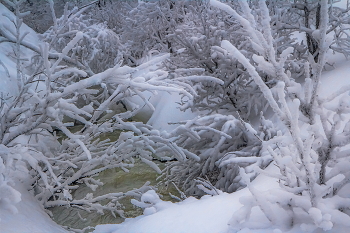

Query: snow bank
<box><xmin>0</xmin><ymin>182</ymin><xmax>67</xmax><ymax>233</ymax></box>
<box><xmin>93</xmin><ymin>165</ymin><xmax>279</xmax><ymax>233</ymax></box>
<box><xmin>94</xmin><ymin>164</ymin><xmax>349</xmax><ymax>233</ymax></box>
<box><xmin>319</xmin><ymin>59</ymin><xmax>350</xmax><ymax>96</ymax></box>
<box><xmin>132</xmin><ymin>91</ymin><xmax>196</xmax><ymax>131</ymax></box>
<box><xmin>0</xmin><ymin>4</ymin><xmax>40</xmax><ymax>96</ymax></box>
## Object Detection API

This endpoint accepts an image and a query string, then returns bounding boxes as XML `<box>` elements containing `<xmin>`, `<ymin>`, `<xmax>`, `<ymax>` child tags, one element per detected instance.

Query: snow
<box><xmin>0</xmin><ymin>5</ymin><xmax>68</xmax><ymax>233</ymax></box>
<box><xmin>319</xmin><ymin>58</ymin><xmax>350</xmax><ymax>96</ymax></box>
<box><xmin>93</xmin><ymin>165</ymin><xmax>280</xmax><ymax>233</ymax></box>
<box><xmin>2</xmin><ymin>56</ymin><xmax>350</xmax><ymax>233</ymax></box>
<box><xmin>0</xmin><ymin>182</ymin><xmax>67</xmax><ymax>233</ymax></box>
<box><xmin>92</xmin><ymin>58</ymin><xmax>350</xmax><ymax>233</ymax></box>
<box><xmin>0</xmin><ymin>3</ymin><xmax>40</xmax><ymax>97</ymax></box>
<box><xmin>221</xmin><ymin>40</ymin><xmax>284</xmax><ymax>119</ymax></box>
<box><xmin>0</xmin><ymin>4</ymin><xmax>195</xmax><ymax>232</ymax></box>
<box><xmin>2</xmin><ymin>1</ymin><xmax>350</xmax><ymax>233</ymax></box>
<box><xmin>147</xmin><ymin>92</ymin><xmax>196</xmax><ymax>131</ymax></box>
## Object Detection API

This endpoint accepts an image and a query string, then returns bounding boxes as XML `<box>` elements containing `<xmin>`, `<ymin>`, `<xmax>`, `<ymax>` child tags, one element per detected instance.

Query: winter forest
<box><xmin>1</xmin><ymin>0</ymin><xmax>350</xmax><ymax>232</ymax></box>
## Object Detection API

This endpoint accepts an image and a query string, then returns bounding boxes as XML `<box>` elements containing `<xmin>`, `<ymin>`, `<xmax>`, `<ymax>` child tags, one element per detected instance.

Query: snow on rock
<box><xmin>128</xmin><ymin>91</ymin><xmax>196</xmax><ymax>132</ymax></box>
<box><xmin>147</xmin><ymin>92</ymin><xmax>196</xmax><ymax>131</ymax></box>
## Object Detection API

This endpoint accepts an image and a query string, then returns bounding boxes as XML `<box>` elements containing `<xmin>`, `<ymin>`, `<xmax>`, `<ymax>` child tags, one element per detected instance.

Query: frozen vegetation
<box><xmin>1</xmin><ymin>0</ymin><xmax>350</xmax><ymax>232</ymax></box>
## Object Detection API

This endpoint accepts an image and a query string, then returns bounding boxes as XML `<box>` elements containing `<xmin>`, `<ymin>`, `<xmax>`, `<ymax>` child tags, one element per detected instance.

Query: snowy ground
<box><xmin>0</xmin><ymin>182</ymin><xmax>67</xmax><ymax>233</ymax></box>
<box><xmin>93</xmin><ymin>165</ymin><xmax>349</xmax><ymax>233</ymax></box>
<box><xmin>93</xmin><ymin>165</ymin><xmax>281</xmax><ymax>233</ymax></box>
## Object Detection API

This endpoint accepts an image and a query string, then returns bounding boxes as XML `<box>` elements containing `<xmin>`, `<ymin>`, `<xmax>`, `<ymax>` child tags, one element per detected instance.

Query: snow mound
<box><xmin>0</xmin><ymin>183</ymin><xmax>67</xmax><ymax>233</ymax></box>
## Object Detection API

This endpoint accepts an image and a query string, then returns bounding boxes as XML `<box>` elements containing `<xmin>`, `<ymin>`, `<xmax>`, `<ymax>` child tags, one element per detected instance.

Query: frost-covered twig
<box><xmin>209</xmin><ymin>0</ymin><xmax>350</xmax><ymax>231</ymax></box>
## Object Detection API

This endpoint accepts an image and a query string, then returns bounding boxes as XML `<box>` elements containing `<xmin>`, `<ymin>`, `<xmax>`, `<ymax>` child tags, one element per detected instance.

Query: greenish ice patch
<box><xmin>50</xmin><ymin>129</ymin><xmax>178</xmax><ymax>231</ymax></box>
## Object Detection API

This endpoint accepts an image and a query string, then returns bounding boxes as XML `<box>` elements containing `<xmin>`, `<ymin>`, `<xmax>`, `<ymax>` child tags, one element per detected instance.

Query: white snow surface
<box><xmin>0</xmin><ymin>182</ymin><xmax>67</xmax><ymax>233</ymax></box>
<box><xmin>141</xmin><ymin>91</ymin><xmax>196</xmax><ymax>131</ymax></box>
<box><xmin>0</xmin><ymin>4</ymin><xmax>40</xmax><ymax>96</ymax></box>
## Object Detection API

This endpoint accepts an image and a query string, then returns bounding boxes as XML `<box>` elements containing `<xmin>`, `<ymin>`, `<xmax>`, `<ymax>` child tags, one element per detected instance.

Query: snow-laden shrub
<box><xmin>165</xmin><ymin>1</ymin><xmax>263</xmax><ymax>118</ymax></box>
<box><xmin>160</xmin><ymin>1</ymin><xmax>287</xmax><ymax>195</ymax></box>
<box><xmin>162</xmin><ymin>113</ymin><xmax>277</xmax><ymax>195</ymax></box>
<box><xmin>0</xmin><ymin>1</ymin><xmax>208</xmax><ymax>229</ymax></box>
<box><xmin>42</xmin><ymin>1</ymin><xmax>123</xmax><ymax>74</ymax></box>
<box><xmin>86</xmin><ymin>0</ymin><xmax>137</xmax><ymax>34</ymax></box>
<box><xmin>207</xmin><ymin>0</ymin><xmax>350</xmax><ymax>231</ymax></box>
<box><xmin>119</xmin><ymin>0</ymin><xmax>187</xmax><ymax>67</ymax></box>
<box><xmin>161</xmin><ymin>0</ymin><xmax>350</xmax><ymax>199</ymax></box>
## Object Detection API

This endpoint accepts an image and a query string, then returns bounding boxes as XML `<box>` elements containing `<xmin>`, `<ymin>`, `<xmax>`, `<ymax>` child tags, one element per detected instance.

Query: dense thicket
<box><xmin>1</xmin><ymin>0</ymin><xmax>350</xmax><ymax>232</ymax></box>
